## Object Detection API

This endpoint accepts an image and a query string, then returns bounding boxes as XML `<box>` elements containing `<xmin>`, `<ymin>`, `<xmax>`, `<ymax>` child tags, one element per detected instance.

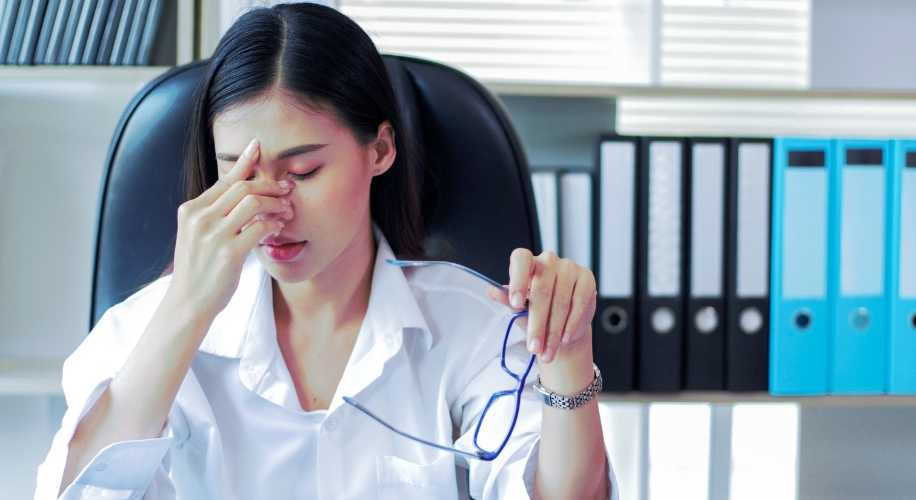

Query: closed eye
<box><xmin>290</xmin><ymin>165</ymin><xmax>322</xmax><ymax>181</ymax></box>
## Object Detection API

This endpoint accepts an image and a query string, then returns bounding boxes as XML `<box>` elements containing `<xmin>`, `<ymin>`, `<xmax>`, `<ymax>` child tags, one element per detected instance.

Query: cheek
<box><xmin>290</xmin><ymin>169</ymin><xmax>372</xmax><ymax>224</ymax></box>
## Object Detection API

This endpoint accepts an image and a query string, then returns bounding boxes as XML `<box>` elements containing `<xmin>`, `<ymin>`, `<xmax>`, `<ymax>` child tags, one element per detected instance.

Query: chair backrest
<box><xmin>91</xmin><ymin>56</ymin><xmax>541</xmax><ymax>329</ymax></box>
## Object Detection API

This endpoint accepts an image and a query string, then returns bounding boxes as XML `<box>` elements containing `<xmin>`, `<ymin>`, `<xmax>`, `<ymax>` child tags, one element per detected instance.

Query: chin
<box><xmin>254</xmin><ymin>248</ymin><xmax>317</xmax><ymax>284</ymax></box>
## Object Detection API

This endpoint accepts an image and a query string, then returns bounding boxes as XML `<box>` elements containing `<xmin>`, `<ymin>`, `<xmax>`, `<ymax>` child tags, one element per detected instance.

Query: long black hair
<box><xmin>184</xmin><ymin>2</ymin><xmax>424</xmax><ymax>259</ymax></box>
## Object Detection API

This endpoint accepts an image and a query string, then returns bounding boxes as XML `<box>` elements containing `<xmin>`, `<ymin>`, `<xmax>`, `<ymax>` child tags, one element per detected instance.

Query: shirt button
<box><xmin>324</xmin><ymin>418</ymin><xmax>338</xmax><ymax>431</ymax></box>
<box><xmin>94</xmin><ymin>462</ymin><xmax>107</xmax><ymax>472</ymax></box>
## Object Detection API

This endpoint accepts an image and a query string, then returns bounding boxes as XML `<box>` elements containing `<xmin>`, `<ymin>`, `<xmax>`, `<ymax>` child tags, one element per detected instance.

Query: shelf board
<box><xmin>598</xmin><ymin>392</ymin><xmax>916</xmax><ymax>406</ymax></box>
<box><xmin>0</xmin><ymin>66</ymin><xmax>172</xmax><ymax>82</ymax></box>
<box><xmin>4</xmin><ymin>356</ymin><xmax>915</xmax><ymax>405</ymax></box>
<box><xmin>0</xmin><ymin>358</ymin><xmax>64</xmax><ymax>396</ymax></box>
<box><xmin>485</xmin><ymin>81</ymin><xmax>916</xmax><ymax>101</ymax></box>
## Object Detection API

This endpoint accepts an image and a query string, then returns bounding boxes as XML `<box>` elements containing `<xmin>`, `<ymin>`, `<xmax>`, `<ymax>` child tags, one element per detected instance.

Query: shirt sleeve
<box><xmin>34</xmin><ymin>290</ymin><xmax>179</xmax><ymax>500</ymax></box>
<box><xmin>452</xmin><ymin>313</ymin><xmax>619</xmax><ymax>500</ymax></box>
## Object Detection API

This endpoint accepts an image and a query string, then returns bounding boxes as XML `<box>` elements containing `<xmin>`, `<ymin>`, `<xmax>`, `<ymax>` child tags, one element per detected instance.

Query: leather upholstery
<box><xmin>91</xmin><ymin>56</ymin><xmax>541</xmax><ymax>329</ymax></box>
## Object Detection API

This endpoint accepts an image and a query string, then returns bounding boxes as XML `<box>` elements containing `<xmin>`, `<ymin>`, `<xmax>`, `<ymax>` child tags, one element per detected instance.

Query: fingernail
<box><xmin>541</xmin><ymin>346</ymin><xmax>553</xmax><ymax>363</ymax></box>
<box><xmin>277</xmin><ymin>221</ymin><xmax>285</xmax><ymax>227</ymax></box>
<box><xmin>528</xmin><ymin>337</ymin><xmax>541</xmax><ymax>355</ymax></box>
<box><xmin>511</xmin><ymin>292</ymin><xmax>523</xmax><ymax>308</ymax></box>
<box><xmin>255</xmin><ymin>214</ymin><xmax>266</xmax><ymax>221</ymax></box>
<box><xmin>242</xmin><ymin>139</ymin><xmax>259</xmax><ymax>158</ymax></box>
<box><xmin>279</xmin><ymin>180</ymin><xmax>294</xmax><ymax>189</ymax></box>
<box><xmin>280</xmin><ymin>198</ymin><xmax>290</xmax><ymax>206</ymax></box>
<box><xmin>561</xmin><ymin>330</ymin><xmax>571</xmax><ymax>344</ymax></box>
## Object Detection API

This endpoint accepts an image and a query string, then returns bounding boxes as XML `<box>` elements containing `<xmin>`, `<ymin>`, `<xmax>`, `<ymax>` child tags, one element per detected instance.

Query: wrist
<box><xmin>159</xmin><ymin>286</ymin><xmax>220</xmax><ymax>339</ymax></box>
<box><xmin>537</xmin><ymin>340</ymin><xmax>595</xmax><ymax>395</ymax></box>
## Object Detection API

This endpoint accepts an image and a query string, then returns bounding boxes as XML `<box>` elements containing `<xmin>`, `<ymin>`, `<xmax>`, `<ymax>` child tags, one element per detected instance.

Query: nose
<box><xmin>250</xmin><ymin>168</ymin><xmax>295</xmax><ymax>223</ymax></box>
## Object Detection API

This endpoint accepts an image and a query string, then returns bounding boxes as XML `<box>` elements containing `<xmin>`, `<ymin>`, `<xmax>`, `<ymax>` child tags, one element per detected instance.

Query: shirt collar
<box><xmin>364</xmin><ymin>226</ymin><xmax>433</xmax><ymax>351</ymax></box>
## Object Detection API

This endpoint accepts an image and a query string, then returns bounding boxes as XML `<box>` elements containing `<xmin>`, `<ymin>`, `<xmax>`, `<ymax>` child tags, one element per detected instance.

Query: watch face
<box><xmin>534</xmin><ymin>388</ymin><xmax>552</xmax><ymax>406</ymax></box>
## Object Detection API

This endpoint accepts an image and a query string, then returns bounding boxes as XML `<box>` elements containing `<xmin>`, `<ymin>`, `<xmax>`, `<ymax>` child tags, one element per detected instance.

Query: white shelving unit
<box><xmin>0</xmin><ymin>359</ymin><xmax>64</xmax><ymax>396</ymax></box>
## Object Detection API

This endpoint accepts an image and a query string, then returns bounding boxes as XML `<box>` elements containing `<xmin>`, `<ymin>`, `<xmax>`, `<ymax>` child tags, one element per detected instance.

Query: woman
<box><xmin>37</xmin><ymin>3</ymin><xmax>615</xmax><ymax>499</ymax></box>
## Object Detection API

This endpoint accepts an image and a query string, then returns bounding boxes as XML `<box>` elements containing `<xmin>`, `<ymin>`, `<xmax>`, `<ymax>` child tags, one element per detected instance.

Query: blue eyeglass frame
<box><xmin>342</xmin><ymin>259</ymin><xmax>536</xmax><ymax>461</ymax></box>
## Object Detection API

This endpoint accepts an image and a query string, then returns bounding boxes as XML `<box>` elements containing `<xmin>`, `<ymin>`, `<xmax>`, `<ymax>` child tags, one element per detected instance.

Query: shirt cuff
<box><xmin>61</xmin><ymin>436</ymin><xmax>173</xmax><ymax>498</ymax></box>
<box><xmin>46</xmin><ymin>377</ymin><xmax>174</xmax><ymax>499</ymax></box>
<box><xmin>520</xmin><ymin>437</ymin><xmax>619</xmax><ymax>500</ymax></box>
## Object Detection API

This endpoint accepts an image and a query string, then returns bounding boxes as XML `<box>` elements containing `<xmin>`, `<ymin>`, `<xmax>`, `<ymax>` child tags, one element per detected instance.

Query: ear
<box><xmin>368</xmin><ymin>121</ymin><xmax>396</xmax><ymax>177</ymax></box>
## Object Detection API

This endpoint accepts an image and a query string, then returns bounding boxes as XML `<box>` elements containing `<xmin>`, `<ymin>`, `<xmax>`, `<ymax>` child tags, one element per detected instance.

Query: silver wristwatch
<box><xmin>533</xmin><ymin>363</ymin><xmax>602</xmax><ymax>409</ymax></box>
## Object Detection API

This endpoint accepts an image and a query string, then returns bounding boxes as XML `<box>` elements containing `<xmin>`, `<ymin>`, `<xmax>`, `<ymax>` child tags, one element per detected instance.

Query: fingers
<box><xmin>542</xmin><ymin>259</ymin><xmax>576</xmax><ymax>361</ymax></box>
<box><xmin>237</xmin><ymin>219</ymin><xmax>286</xmax><ymax>250</ymax></box>
<box><xmin>208</xmin><ymin>178</ymin><xmax>294</xmax><ymax>218</ymax></box>
<box><xmin>223</xmin><ymin>194</ymin><xmax>291</xmax><ymax>234</ymax></box>
<box><xmin>562</xmin><ymin>269</ymin><xmax>597</xmax><ymax>345</ymax></box>
<box><xmin>505</xmin><ymin>249</ymin><xmax>597</xmax><ymax>364</ymax></box>
<box><xmin>486</xmin><ymin>286</ymin><xmax>513</xmax><ymax>309</ymax></box>
<box><xmin>508</xmin><ymin>248</ymin><xmax>535</xmax><ymax>308</ymax></box>
<box><xmin>196</xmin><ymin>138</ymin><xmax>261</xmax><ymax>207</ymax></box>
<box><xmin>525</xmin><ymin>255</ymin><xmax>556</xmax><ymax>360</ymax></box>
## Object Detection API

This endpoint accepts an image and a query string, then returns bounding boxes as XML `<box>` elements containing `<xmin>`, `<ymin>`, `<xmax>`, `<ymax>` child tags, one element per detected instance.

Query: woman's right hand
<box><xmin>169</xmin><ymin>138</ymin><xmax>291</xmax><ymax>318</ymax></box>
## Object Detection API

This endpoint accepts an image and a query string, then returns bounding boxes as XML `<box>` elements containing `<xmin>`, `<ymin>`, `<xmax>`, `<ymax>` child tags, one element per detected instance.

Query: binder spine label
<box><xmin>648</xmin><ymin>141</ymin><xmax>682</xmax><ymax>298</ymax></box>
<box><xmin>782</xmin><ymin>169</ymin><xmax>828</xmax><ymax>299</ymax></box>
<box><xmin>531</xmin><ymin>172</ymin><xmax>559</xmax><ymax>256</ymax></box>
<box><xmin>901</xmin><ymin>169</ymin><xmax>916</xmax><ymax>299</ymax></box>
<box><xmin>560</xmin><ymin>173</ymin><xmax>593</xmax><ymax>270</ymax></box>
<box><xmin>737</xmin><ymin>144</ymin><xmax>771</xmax><ymax>299</ymax></box>
<box><xmin>690</xmin><ymin>143</ymin><xmax>725</xmax><ymax>298</ymax></box>
<box><xmin>839</xmin><ymin>167</ymin><xmax>886</xmax><ymax>297</ymax></box>
<box><xmin>600</xmin><ymin>142</ymin><xmax>636</xmax><ymax>297</ymax></box>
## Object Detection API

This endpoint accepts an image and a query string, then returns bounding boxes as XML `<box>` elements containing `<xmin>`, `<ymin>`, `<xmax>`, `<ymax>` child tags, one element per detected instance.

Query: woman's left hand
<box><xmin>486</xmin><ymin>249</ymin><xmax>597</xmax><ymax>366</ymax></box>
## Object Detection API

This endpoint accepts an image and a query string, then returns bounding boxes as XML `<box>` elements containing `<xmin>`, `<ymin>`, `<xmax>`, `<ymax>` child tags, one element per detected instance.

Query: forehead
<box><xmin>212</xmin><ymin>91</ymin><xmax>348</xmax><ymax>147</ymax></box>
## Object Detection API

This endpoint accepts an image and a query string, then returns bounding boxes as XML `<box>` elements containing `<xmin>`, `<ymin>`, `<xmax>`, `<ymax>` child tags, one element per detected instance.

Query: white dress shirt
<box><xmin>36</xmin><ymin>232</ymin><xmax>618</xmax><ymax>500</ymax></box>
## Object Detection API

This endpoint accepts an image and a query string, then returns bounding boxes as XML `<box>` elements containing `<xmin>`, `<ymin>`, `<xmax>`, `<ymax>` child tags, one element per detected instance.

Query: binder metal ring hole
<box><xmin>739</xmin><ymin>307</ymin><xmax>763</xmax><ymax>335</ymax></box>
<box><xmin>651</xmin><ymin>307</ymin><xmax>676</xmax><ymax>334</ymax></box>
<box><xmin>911</xmin><ymin>312</ymin><xmax>916</xmax><ymax>329</ymax></box>
<box><xmin>694</xmin><ymin>307</ymin><xmax>718</xmax><ymax>334</ymax></box>
<box><xmin>794</xmin><ymin>311</ymin><xmax>812</xmax><ymax>330</ymax></box>
<box><xmin>601</xmin><ymin>306</ymin><xmax>627</xmax><ymax>334</ymax></box>
<box><xmin>850</xmin><ymin>308</ymin><xmax>870</xmax><ymax>330</ymax></box>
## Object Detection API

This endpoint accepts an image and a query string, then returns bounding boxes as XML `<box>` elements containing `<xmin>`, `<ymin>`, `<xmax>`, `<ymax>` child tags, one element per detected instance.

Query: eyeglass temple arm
<box><xmin>386</xmin><ymin>260</ymin><xmax>511</xmax><ymax>298</ymax></box>
<box><xmin>342</xmin><ymin>397</ymin><xmax>489</xmax><ymax>461</ymax></box>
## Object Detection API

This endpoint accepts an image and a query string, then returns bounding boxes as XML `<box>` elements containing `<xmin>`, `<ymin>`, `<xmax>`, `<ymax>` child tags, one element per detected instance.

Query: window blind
<box><xmin>616</xmin><ymin>95</ymin><xmax>916</xmax><ymax>137</ymax></box>
<box><xmin>338</xmin><ymin>0</ymin><xmax>653</xmax><ymax>85</ymax></box>
<box><xmin>659</xmin><ymin>0</ymin><xmax>811</xmax><ymax>88</ymax></box>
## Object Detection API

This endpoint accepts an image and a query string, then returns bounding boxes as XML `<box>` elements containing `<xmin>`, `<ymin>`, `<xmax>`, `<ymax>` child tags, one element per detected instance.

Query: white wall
<box><xmin>0</xmin><ymin>68</ymin><xmax>166</xmax><ymax>359</ymax></box>
<box><xmin>811</xmin><ymin>0</ymin><xmax>916</xmax><ymax>91</ymax></box>
<box><xmin>0</xmin><ymin>68</ymin><xmax>165</xmax><ymax>500</ymax></box>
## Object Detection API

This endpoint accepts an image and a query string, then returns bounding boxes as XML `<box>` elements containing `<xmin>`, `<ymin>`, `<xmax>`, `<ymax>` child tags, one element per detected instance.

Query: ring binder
<box><xmin>725</xmin><ymin>139</ymin><xmax>773</xmax><ymax>392</ymax></box>
<box><xmin>770</xmin><ymin>138</ymin><xmax>832</xmax><ymax>396</ymax></box>
<box><xmin>637</xmin><ymin>137</ymin><xmax>687</xmax><ymax>392</ymax></box>
<box><xmin>684</xmin><ymin>138</ymin><xmax>728</xmax><ymax>390</ymax></box>
<box><xmin>593</xmin><ymin>136</ymin><xmax>639</xmax><ymax>392</ymax></box>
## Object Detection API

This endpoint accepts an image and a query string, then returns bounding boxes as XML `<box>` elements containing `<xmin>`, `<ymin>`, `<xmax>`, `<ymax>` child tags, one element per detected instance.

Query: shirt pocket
<box><xmin>376</xmin><ymin>454</ymin><xmax>459</xmax><ymax>500</ymax></box>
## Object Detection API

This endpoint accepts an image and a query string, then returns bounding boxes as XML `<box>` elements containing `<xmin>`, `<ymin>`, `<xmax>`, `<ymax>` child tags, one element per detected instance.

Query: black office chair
<box><xmin>90</xmin><ymin>56</ymin><xmax>542</xmax><ymax>328</ymax></box>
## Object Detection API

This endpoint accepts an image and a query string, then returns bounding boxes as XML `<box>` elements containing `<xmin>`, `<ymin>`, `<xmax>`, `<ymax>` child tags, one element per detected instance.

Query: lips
<box><xmin>260</xmin><ymin>236</ymin><xmax>307</xmax><ymax>261</ymax></box>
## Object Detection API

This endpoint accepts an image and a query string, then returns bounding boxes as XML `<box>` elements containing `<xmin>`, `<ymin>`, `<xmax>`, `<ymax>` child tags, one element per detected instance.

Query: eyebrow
<box><xmin>215</xmin><ymin>143</ymin><xmax>327</xmax><ymax>162</ymax></box>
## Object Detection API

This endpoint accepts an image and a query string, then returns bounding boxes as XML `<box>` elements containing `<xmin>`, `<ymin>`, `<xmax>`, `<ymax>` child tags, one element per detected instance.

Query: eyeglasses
<box><xmin>342</xmin><ymin>259</ymin><xmax>535</xmax><ymax>461</ymax></box>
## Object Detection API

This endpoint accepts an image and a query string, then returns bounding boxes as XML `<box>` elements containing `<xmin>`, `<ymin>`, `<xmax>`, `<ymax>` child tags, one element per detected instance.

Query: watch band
<box><xmin>533</xmin><ymin>363</ymin><xmax>602</xmax><ymax>409</ymax></box>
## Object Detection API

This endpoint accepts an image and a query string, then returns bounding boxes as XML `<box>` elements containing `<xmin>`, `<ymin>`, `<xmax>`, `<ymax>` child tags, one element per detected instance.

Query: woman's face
<box><xmin>212</xmin><ymin>90</ymin><xmax>394</xmax><ymax>284</ymax></box>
